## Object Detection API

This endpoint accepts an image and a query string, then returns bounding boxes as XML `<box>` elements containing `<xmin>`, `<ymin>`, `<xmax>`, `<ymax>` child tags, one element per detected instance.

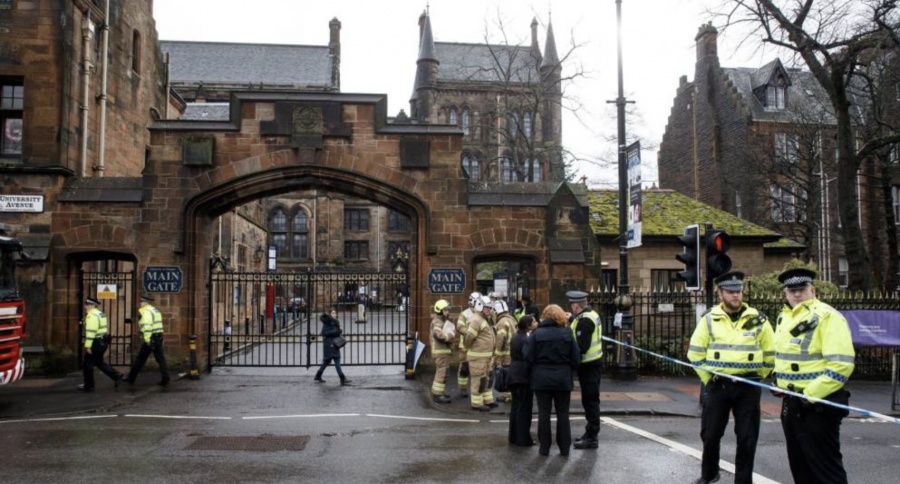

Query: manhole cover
<box><xmin>185</xmin><ymin>435</ymin><xmax>310</xmax><ymax>452</ymax></box>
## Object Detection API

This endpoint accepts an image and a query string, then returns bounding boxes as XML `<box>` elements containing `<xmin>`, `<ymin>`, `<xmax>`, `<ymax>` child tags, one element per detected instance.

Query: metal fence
<box><xmin>590</xmin><ymin>290</ymin><xmax>899</xmax><ymax>380</ymax></box>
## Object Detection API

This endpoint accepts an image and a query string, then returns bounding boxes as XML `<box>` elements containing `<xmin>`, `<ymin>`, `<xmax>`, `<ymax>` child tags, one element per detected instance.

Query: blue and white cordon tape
<box><xmin>600</xmin><ymin>334</ymin><xmax>900</xmax><ymax>425</ymax></box>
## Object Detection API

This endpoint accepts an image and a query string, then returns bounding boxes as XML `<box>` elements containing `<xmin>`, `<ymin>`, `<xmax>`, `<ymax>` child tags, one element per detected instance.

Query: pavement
<box><xmin>1</xmin><ymin>367</ymin><xmax>898</xmax><ymax>421</ymax></box>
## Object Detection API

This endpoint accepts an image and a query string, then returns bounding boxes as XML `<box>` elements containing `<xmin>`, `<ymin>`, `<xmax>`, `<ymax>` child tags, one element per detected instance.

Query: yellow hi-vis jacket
<box><xmin>493</xmin><ymin>313</ymin><xmax>515</xmax><ymax>358</ymax></box>
<box><xmin>687</xmin><ymin>303</ymin><xmax>775</xmax><ymax>385</ymax></box>
<box><xmin>570</xmin><ymin>309</ymin><xmax>602</xmax><ymax>363</ymax></box>
<box><xmin>456</xmin><ymin>307</ymin><xmax>474</xmax><ymax>352</ymax></box>
<box><xmin>774</xmin><ymin>298</ymin><xmax>855</xmax><ymax>399</ymax></box>
<box><xmin>430</xmin><ymin>313</ymin><xmax>454</xmax><ymax>356</ymax></box>
<box><xmin>464</xmin><ymin>312</ymin><xmax>495</xmax><ymax>360</ymax></box>
<box><xmin>138</xmin><ymin>303</ymin><xmax>164</xmax><ymax>344</ymax></box>
<box><xmin>84</xmin><ymin>307</ymin><xmax>109</xmax><ymax>348</ymax></box>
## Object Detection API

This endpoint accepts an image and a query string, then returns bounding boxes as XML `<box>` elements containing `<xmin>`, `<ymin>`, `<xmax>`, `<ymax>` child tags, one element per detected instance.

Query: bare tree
<box><xmin>716</xmin><ymin>0</ymin><xmax>900</xmax><ymax>290</ymax></box>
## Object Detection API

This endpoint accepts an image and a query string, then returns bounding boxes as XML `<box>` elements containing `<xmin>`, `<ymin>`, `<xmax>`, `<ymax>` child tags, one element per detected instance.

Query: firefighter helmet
<box><xmin>468</xmin><ymin>291</ymin><xmax>483</xmax><ymax>307</ymax></box>
<box><xmin>492</xmin><ymin>299</ymin><xmax>509</xmax><ymax>314</ymax></box>
<box><xmin>433</xmin><ymin>299</ymin><xmax>450</xmax><ymax>314</ymax></box>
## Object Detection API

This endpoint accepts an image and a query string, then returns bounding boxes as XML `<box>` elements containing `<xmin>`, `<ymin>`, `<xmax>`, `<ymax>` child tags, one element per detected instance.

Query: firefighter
<box><xmin>773</xmin><ymin>268</ymin><xmax>855</xmax><ymax>484</ymax></box>
<box><xmin>492</xmin><ymin>299</ymin><xmax>515</xmax><ymax>403</ymax></box>
<box><xmin>430</xmin><ymin>299</ymin><xmax>454</xmax><ymax>404</ymax></box>
<box><xmin>122</xmin><ymin>294</ymin><xmax>170</xmax><ymax>386</ymax></box>
<box><xmin>687</xmin><ymin>271</ymin><xmax>774</xmax><ymax>484</ymax></box>
<box><xmin>567</xmin><ymin>290</ymin><xmax>603</xmax><ymax>450</ymax></box>
<box><xmin>78</xmin><ymin>297</ymin><xmax>124</xmax><ymax>391</ymax></box>
<box><xmin>464</xmin><ymin>295</ymin><xmax>496</xmax><ymax>411</ymax></box>
<box><xmin>455</xmin><ymin>291</ymin><xmax>481</xmax><ymax>398</ymax></box>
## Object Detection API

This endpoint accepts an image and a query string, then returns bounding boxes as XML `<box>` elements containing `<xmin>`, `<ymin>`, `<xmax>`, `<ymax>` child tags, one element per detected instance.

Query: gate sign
<box><xmin>143</xmin><ymin>266</ymin><xmax>183</xmax><ymax>293</ymax></box>
<box><xmin>428</xmin><ymin>268</ymin><xmax>466</xmax><ymax>294</ymax></box>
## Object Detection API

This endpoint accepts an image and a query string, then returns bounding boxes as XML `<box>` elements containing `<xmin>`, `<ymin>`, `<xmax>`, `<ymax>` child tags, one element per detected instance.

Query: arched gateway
<box><xmin>43</xmin><ymin>91</ymin><xmax>599</xmax><ymax>370</ymax></box>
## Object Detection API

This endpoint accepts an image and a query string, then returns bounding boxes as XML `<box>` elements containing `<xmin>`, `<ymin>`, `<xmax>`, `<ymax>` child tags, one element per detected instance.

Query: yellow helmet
<box><xmin>433</xmin><ymin>299</ymin><xmax>450</xmax><ymax>314</ymax></box>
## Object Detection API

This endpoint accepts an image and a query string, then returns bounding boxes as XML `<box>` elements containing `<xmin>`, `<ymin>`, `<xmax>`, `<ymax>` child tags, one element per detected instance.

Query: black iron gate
<box><xmin>208</xmin><ymin>265</ymin><xmax>409</xmax><ymax>369</ymax></box>
<box><xmin>78</xmin><ymin>267</ymin><xmax>137</xmax><ymax>367</ymax></box>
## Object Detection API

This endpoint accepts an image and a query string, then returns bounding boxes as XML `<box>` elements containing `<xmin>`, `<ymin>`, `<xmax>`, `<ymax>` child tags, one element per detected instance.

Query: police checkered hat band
<box><xmin>778</xmin><ymin>268</ymin><xmax>817</xmax><ymax>288</ymax></box>
<box><xmin>714</xmin><ymin>271</ymin><xmax>744</xmax><ymax>291</ymax></box>
<box><xmin>782</xmin><ymin>275</ymin><xmax>813</xmax><ymax>287</ymax></box>
<box><xmin>85</xmin><ymin>296</ymin><xmax>100</xmax><ymax>306</ymax></box>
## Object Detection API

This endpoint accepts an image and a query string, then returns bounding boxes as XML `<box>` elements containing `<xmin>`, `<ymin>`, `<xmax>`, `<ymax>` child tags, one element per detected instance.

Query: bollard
<box><xmin>404</xmin><ymin>334</ymin><xmax>415</xmax><ymax>380</ymax></box>
<box><xmin>188</xmin><ymin>334</ymin><xmax>201</xmax><ymax>380</ymax></box>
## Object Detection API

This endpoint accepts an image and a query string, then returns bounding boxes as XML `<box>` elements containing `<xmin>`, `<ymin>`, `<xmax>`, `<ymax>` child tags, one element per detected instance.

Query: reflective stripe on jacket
<box><xmin>687</xmin><ymin>303</ymin><xmax>775</xmax><ymax>385</ymax></box>
<box><xmin>570</xmin><ymin>309</ymin><xmax>602</xmax><ymax>363</ymax></box>
<box><xmin>773</xmin><ymin>298</ymin><xmax>855</xmax><ymax>399</ymax></box>
<box><xmin>493</xmin><ymin>314</ymin><xmax>515</xmax><ymax>357</ymax></box>
<box><xmin>464</xmin><ymin>313</ymin><xmax>495</xmax><ymax>359</ymax></box>
<box><xmin>139</xmin><ymin>304</ymin><xmax>164</xmax><ymax>344</ymax></box>
<box><xmin>430</xmin><ymin>314</ymin><xmax>454</xmax><ymax>355</ymax></box>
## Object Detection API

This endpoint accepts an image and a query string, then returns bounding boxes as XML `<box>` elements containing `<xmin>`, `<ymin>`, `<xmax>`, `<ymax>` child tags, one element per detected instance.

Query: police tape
<box><xmin>600</xmin><ymin>334</ymin><xmax>900</xmax><ymax>425</ymax></box>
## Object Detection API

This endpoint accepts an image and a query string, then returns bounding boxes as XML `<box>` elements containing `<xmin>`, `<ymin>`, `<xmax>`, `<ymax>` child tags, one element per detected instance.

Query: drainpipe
<box><xmin>165</xmin><ymin>53</ymin><xmax>171</xmax><ymax>119</ymax></box>
<box><xmin>79</xmin><ymin>11</ymin><xmax>94</xmax><ymax>177</ymax></box>
<box><xmin>95</xmin><ymin>0</ymin><xmax>110</xmax><ymax>176</ymax></box>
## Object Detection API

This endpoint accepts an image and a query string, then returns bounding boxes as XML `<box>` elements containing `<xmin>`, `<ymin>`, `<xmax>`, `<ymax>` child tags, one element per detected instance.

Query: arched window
<box><xmin>501</xmin><ymin>155</ymin><xmax>517</xmax><ymax>182</ymax></box>
<box><xmin>507</xmin><ymin>112</ymin><xmax>519</xmax><ymax>138</ymax></box>
<box><xmin>461</xmin><ymin>108</ymin><xmax>470</xmax><ymax>137</ymax></box>
<box><xmin>523</xmin><ymin>112</ymin><xmax>532</xmax><ymax>139</ymax></box>
<box><xmin>269</xmin><ymin>208</ymin><xmax>288</xmax><ymax>258</ymax></box>
<box><xmin>529</xmin><ymin>158</ymin><xmax>542</xmax><ymax>182</ymax></box>
<box><xmin>132</xmin><ymin>30</ymin><xmax>142</xmax><ymax>74</ymax></box>
<box><xmin>291</xmin><ymin>210</ymin><xmax>309</xmax><ymax>260</ymax></box>
<box><xmin>449</xmin><ymin>107</ymin><xmax>458</xmax><ymax>126</ymax></box>
<box><xmin>462</xmin><ymin>153</ymin><xmax>480</xmax><ymax>181</ymax></box>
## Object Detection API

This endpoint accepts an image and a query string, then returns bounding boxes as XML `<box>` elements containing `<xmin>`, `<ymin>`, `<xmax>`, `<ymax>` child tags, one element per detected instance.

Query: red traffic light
<box><xmin>705</xmin><ymin>230</ymin><xmax>732</xmax><ymax>278</ymax></box>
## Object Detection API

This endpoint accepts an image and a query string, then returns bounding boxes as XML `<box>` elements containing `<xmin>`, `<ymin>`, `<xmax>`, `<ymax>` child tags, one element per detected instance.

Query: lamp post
<box><xmin>611</xmin><ymin>0</ymin><xmax>637</xmax><ymax>381</ymax></box>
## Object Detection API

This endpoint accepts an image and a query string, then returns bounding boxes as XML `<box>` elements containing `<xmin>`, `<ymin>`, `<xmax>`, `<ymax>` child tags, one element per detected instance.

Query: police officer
<box><xmin>79</xmin><ymin>296</ymin><xmax>124</xmax><ymax>391</ymax></box>
<box><xmin>430</xmin><ymin>299</ymin><xmax>454</xmax><ymax>404</ymax></box>
<box><xmin>566</xmin><ymin>290</ymin><xmax>602</xmax><ymax>450</ymax></box>
<box><xmin>455</xmin><ymin>291</ymin><xmax>482</xmax><ymax>398</ymax></box>
<box><xmin>687</xmin><ymin>271</ymin><xmax>774</xmax><ymax>484</ymax></box>
<box><xmin>122</xmin><ymin>294</ymin><xmax>170</xmax><ymax>386</ymax></box>
<box><xmin>464</xmin><ymin>295</ymin><xmax>496</xmax><ymax>411</ymax></box>
<box><xmin>774</xmin><ymin>268</ymin><xmax>855</xmax><ymax>484</ymax></box>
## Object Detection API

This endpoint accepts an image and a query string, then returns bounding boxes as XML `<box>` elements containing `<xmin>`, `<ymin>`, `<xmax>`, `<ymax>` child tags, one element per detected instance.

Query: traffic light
<box><xmin>676</xmin><ymin>224</ymin><xmax>701</xmax><ymax>290</ymax></box>
<box><xmin>705</xmin><ymin>229</ymin><xmax>732</xmax><ymax>280</ymax></box>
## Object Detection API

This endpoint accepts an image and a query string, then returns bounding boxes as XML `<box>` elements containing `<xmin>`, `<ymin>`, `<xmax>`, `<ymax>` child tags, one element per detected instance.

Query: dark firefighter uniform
<box><xmin>80</xmin><ymin>297</ymin><xmax>124</xmax><ymax>391</ymax></box>
<box><xmin>687</xmin><ymin>271</ymin><xmax>774</xmax><ymax>484</ymax></box>
<box><xmin>567</xmin><ymin>290</ymin><xmax>602</xmax><ymax>449</ymax></box>
<box><xmin>124</xmin><ymin>294</ymin><xmax>170</xmax><ymax>386</ymax></box>
<box><xmin>774</xmin><ymin>268</ymin><xmax>855</xmax><ymax>484</ymax></box>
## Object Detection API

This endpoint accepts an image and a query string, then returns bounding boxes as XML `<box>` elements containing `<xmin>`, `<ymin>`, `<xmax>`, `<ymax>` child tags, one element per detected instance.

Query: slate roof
<box><xmin>159</xmin><ymin>41</ymin><xmax>335</xmax><ymax>88</ymax></box>
<box><xmin>182</xmin><ymin>103</ymin><xmax>230</xmax><ymax>121</ymax></box>
<box><xmin>588</xmin><ymin>189</ymin><xmax>786</xmax><ymax>240</ymax></box>
<box><xmin>434</xmin><ymin>42</ymin><xmax>540</xmax><ymax>84</ymax></box>
<box><xmin>722</xmin><ymin>61</ymin><xmax>836</xmax><ymax>124</ymax></box>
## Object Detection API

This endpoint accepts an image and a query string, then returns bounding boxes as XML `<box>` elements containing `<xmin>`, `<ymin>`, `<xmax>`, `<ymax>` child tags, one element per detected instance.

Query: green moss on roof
<box><xmin>589</xmin><ymin>189</ymin><xmax>780</xmax><ymax>238</ymax></box>
<box><xmin>764</xmin><ymin>237</ymin><xmax>806</xmax><ymax>249</ymax></box>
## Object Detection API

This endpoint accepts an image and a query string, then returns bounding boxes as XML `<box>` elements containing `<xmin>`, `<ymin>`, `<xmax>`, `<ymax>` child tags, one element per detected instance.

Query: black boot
<box><xmin>340</xmin><ymin>377</ymin><xmax>352</xmax><ymax>386</ymax></box>
<box><xmin>314</xmin><ymin>373</ymin><xmax>325</xmax><ymax>383</ymax></box>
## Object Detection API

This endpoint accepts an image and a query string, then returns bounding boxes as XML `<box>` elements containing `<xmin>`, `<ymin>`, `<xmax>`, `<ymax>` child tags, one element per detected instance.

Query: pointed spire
<box><xmin>417</xmin><ymin>8</ymin><xmax>437</xmax><ymax>62</ymax></box>
<box><xmin>540</xmin><ymin>15</ymin><xmax>559</xmax><ymax>70</ymax></box>
<box><xmin>530</xmin><ymin>17</ymin><xmax>542</xmax><ymax>65</ymax></box>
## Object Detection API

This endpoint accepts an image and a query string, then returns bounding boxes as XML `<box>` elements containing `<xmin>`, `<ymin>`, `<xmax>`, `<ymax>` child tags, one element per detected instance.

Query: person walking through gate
<box><xmin>122</xmin><ymin>294</ymin><xmax>170</xmax><ymax>386</ymax></box>
<box><xmin>687</xmin><ymin>271</ymin><xmax>774</xmax><ymax>484</ymax></box>
<box><xmin>524</xmin><ymin>304</ymin><xmax>580</xmax><ymax>456</ymax></box>
<box><xmin>508</xmin><ymin>314</ymin><xmax>537</xmax><ymax>447</ymax></box>
<box><xmin>773</xmin><ymin>268</ymin><xmax>855</xmax><ymax>484</ymax></box>
<box><xmin>566</xmin><ymin>290</ymin><xmax>603</xmax><ymax>450</ymax></box>
<box><xmin>314</xmin><ymin>309</ymin><xmax>352</xmax><ymax>385</ymax></box>
<box><xmin>78</xmin><ymin>297</ymin><xmax>124</xmax><ymax>391</ymax></box>
<box><xmin>429</xmin><ymin>299</ymin><xmax>455</xmax><ymax>403</ymax></box>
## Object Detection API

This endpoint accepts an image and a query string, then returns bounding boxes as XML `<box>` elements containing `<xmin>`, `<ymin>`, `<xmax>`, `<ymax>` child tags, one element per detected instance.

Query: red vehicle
<box><xmin>0</xmin><ymin>235</ymin><xmax>26</xmax><ymax>385</ymax></box>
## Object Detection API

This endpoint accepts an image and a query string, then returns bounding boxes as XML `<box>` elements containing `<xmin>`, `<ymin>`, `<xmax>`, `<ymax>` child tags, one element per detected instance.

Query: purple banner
<box><xmin>842</xmin><ymin>310</ymin><xmax>900</xmax><ymax>347</ymax></box>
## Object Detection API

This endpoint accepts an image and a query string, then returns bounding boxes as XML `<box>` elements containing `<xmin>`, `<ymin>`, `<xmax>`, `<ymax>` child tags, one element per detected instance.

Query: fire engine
<box><xmin>0</xmin><ymin>235</ymin><xmax>26</xmax><ymax>385</ymax></box>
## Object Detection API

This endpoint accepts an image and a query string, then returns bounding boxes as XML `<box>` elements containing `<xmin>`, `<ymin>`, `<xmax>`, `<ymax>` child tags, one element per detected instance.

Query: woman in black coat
<box><xmin>314</xmin><ymin>310</ymin><xmax>352</xmax><ymax>385</ymax></box>
<box><xmin>508</xmin><ymin>315</ymin><xmax>537</xmax><ymax>446</ymax></box>
<box><xmin>523</xmin><ymin>304</ymin><xmax>580</xmax><ymax>456</ymax></box>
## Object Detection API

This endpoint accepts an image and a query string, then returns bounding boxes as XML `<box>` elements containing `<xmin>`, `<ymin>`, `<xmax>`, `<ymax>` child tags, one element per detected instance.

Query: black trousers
<box><xmin>128</xmin><ymin>335</ymin><xmax>169</xmax><ymax>383</ymax></box>
<box><xmin>781</xmin><ymin>391</ymin><xmax>849</xmax><ymax>484</ymax></box>
<box><xmin>699</xmin><ymin>379</ymin><xmax>761</xmax><ymax>484</ymax></box>
<box><xmin>82</xmin><ymin>340</ymin><xmax>120</xmax><ymax>388</ymax></box>
<box><xmin>508</xmin><ymin>383</ymin><xmax>534</xmax><ymax>446</ymax></box>
<box><xmin>576</xmin><ymin>361</ymin><xmax>602</xmax><ymax>438</ymax></box>
<box><xmin>535</xmin><ymin>390</ymin><xmax>572</xmax><ymax>454</ymax></box>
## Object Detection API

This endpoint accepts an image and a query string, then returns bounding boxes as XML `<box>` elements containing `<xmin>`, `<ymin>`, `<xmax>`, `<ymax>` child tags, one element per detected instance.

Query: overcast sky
<box><xmin>153</xmin><ymin>0</ymin><xmax>772</xmax><ymax>187</ymax></box>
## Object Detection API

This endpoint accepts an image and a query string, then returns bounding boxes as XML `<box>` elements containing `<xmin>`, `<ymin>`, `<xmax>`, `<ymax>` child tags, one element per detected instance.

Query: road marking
<box><xmin>0</xmin><ymin>415</ymin><xmax>117</xmax><ymax>425</ymax></box>
<box><xmin>124</xmin><ymin>414</ymin><xmax>232</xmax><ymax>420</ymax></box>
<box><xmin>368</xmin><ymin>413</ymin><xmax>480</xmax><ymax>423</ymax></box>
<box><xmin>243</xmin><ymin>413</ymin><xmax>361</xmax><ymax>420</ymax></box>
<box><xmin>601</xmin><ymin>417</ymin><xmax>781</xmax><ymax>484</ymax></box>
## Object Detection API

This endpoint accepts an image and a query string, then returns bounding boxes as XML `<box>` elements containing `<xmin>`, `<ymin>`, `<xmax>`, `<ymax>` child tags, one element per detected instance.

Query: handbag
<box><xmin>331</xmin><ymin>335</ymin><xmax>347</xmax><ymax>349</ymax></box>
<box><xmin>492</xmin><ymin>366</ymin><xmax>510</xmax><ymax>393</ymax></box>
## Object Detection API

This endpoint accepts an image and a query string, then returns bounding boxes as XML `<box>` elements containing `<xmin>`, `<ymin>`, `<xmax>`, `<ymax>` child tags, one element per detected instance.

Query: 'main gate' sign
<box><xmin>428</xmin><ymin>268</ymin><xmax>466</xmax><ymax>294</ymax></box>
<box><xmin>142</xmin><ymin>266</ymin><xmax>183</xmax><ymax>293</ymax></box>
